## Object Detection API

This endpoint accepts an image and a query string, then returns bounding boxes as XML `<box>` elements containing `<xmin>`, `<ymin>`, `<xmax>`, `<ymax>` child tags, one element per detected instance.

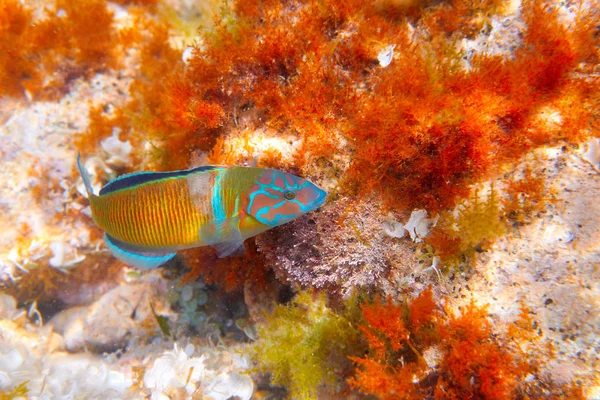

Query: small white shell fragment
<box><xmin>49</xmin><ymin>241</ymin><xmax>85</xmax><ymax>268</ymax></box>
<box><xmin>378</xmin><ymin>44</ymin><xmax>395</xmax><ymax>67</ymax></box>
<box><xmin>581</xmin><ymin>137</ymin><xmax>600</xmax><ymax>172</ymax></box>
<box><xmin>184</xmin><ymin>343</ymin><xmax>195</xmax><ymax>357</ymax></box>
<box><xmin>403</xmin><ymin>209</ymin><xmax>434</xmax><ymax>242</ymax></box>
<box><xmin>0</xmin><ymin>293</ymin><xmax>18</xmax><ymax>320</ymax></box>
<box><xmin>49</xmin><ymin>241</ymin><xmax>66</xmax><ymax>267</ymax></box>
<box><xmin>101</xmin><ymin>129</ymin><xmax>132</xmax><ymax>169</ymax></box>
<box><xmin>206</xmin><ymin>372</ymin><xmax>254</xmax><ymax>400</ymax></box>
<box><xmin>383</xmin><ymin>220</ymin><xmax>405</xmax><ymax>238</ymax></box>
<box><xmin>182</xmin><ymin>46</ymin><xmax>195</xmax><ymax>64</ymax></box>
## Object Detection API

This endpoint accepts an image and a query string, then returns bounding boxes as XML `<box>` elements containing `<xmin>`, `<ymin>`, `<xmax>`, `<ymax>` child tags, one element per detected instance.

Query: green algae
<box><xmin>252</xmin><ymin>291</ymin><xmax>364</xmax><ymax>399</ymax></box>
<box><xmin>0</xmin><ymin>382</ymin><xmax>28</xmax><ymax>400</ymax></box>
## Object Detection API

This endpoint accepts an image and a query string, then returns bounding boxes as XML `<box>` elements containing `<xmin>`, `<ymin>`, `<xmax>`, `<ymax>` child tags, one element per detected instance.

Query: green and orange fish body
<box><xmin>76</xmin><ymin>154</ymin><xmax>326</xmax><ymax>269</ymax></box>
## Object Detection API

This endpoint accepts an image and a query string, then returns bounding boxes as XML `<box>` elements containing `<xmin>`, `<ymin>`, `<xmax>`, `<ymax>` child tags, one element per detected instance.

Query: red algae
<box><xmin>152</xmin><ymin>0</ymin><xmax>598</xmax><ymax>212</ymax></box>
<box><xmin>349</xmin><ymin>288</ymin><xmax>583</xmax><ymax>399</ymax></box>
<box><xmin>0</xmin><ymin>1</ymin><xmax>36</xmax><ymax>97</ymax></box>
<box><xmin>1</xmin><ymin>1</ymin><xmax>599</xmax><ymax>398</ymax></box>
<box><xmin>0</xmin><ymin>0</ymin><xmax>118</xmax><ymax>99</ymax></box>
<box><xmin>4</xmin><ymin>0</ymin><xmax>598</xmax><ymax>209</ymax></box>
<box><xmin>180</xmin><ymin>239</ymin><xmax>270</xmax><ymax>292</ymax></box>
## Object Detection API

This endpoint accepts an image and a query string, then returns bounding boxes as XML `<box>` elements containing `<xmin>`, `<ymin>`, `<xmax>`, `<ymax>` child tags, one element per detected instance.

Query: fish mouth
<box><xmin>314</xmin><ymin>188</ymin><xmax>327</xmax><ymax>208</ymax></box>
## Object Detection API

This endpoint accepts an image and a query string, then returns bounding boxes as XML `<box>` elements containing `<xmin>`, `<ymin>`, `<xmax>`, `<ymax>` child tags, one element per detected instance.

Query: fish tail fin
<box><xmin>76</xmin><ymin>152</ymin><xmax>95</xmax><ymax>198</ymax></box>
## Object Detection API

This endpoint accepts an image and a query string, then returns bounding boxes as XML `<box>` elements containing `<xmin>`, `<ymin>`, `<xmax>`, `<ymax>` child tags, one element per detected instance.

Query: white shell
<box><xmin>403</xmin><ymin>209</ymin><xmax>434</xmax><ymax>242</ymax></box>
<box><xmin>206</xmin><ymin>372</ymin><xmax>254</xmax><ymax>400</ymax></box>
<box><xmin>383</xmin><ymin>220</ymin><xmax>405</xmax><ymax>238</ymax></box>
<box><xmin>581</xmin><ymin>138</ymin><xmax>600</xmax><ymax>172</ymax></box>
<box><xmin>378</xmin><ymin>45</ymin><xmax>395</xmax><ymax>67</ymax></box>
<box><xmin>182</xmin><ymin>46</ymin><xmax>195</xmax><ymax>65</ymax></box>
<box><xmin>100</xmin><ymin>129</ymin><xmax>132</xmax><ymax>169</ymax></box>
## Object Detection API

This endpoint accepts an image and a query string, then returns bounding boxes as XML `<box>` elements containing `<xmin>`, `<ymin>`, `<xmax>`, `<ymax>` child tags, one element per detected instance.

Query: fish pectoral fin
<box><xmin>212</xmin><ymin>240</ymin><xmax>246</xmax><ymax>258</ymax></box>
<box><xmin>199</xmin><ymin>218</ymin><xmax>245</xmax><ymax>258</ymax></box>
<box><xmin>105</xmin><ymin>234</ymin><xmax>175</xmax><ymax>269</ymax></box>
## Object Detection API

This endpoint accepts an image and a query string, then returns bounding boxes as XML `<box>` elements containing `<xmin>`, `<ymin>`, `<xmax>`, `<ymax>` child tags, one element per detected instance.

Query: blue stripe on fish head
<box><xmin>246</xmin><ymin>170</ymin><xmax>327</xmax><ymax>226</ymax></box>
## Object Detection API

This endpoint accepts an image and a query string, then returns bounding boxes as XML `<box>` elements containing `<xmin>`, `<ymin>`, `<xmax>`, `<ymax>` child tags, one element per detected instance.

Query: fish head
<box><xmin>246</xmin><ymin>169</ymin><xmax>327</xmax><ymax>227</ymax></box>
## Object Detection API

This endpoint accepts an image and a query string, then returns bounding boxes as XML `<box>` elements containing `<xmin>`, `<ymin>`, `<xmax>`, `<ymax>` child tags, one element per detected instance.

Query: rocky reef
<box><xmin>1</xmin><ymin>0</ymin><xmax>599</xmax><ymax>399</ymax></box>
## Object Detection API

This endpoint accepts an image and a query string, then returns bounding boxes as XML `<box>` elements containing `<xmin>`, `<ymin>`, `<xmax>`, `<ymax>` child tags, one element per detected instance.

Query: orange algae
<box><xmin>503</xmin><ymin>165</ymin><xmax>548</xmax><ymax>225</ymax></box>
<box><xmin>132</xmin><ymin>1</ymin><xmax>597</xmax><ymax>210</ymax></box>
<box><xmin>348</xmin><ymin>288</ymin><xmax>440</xmax><ymax>399</ymax></box>
<box><xmin>435</xmin><ymin>303</ymin><xmax>523</xmax><ymax>400</ymax></box>
<box><xmin>56</xmin><ymin>0</ymin><xmax>117</xmax><ymax>68</ymax></box>
<box><xmin>180</xmin><ymin>239</ymin><xmax>269</xmax><ymax>292</ymax></box>
<box><xmin>4</xmin><ymin>0</ymin><xmax>597</xmax><ymax>209</ymax></box>
<box><xmin>0</xmin><ymin>0</ymin><xmax>118</xmax><ymax>99</ymax></box>
<box><xmin>348</xmin><ymin>288</ymin><xmax>567</xmax><ymax>399</ymax></box>
<box><xmin>0</xmin><ymin>1</ymin><xmax>35</xmax><ymax>97</ymax></box>
<box><xmin>21</xmin><ymin>0</ymin><xmax>596</xmax><ymax>210</ymax></box>
<box><xmin>152</xmin><ymin>0</ymin><xmax>599</xmax><ymax>212</ymax></box>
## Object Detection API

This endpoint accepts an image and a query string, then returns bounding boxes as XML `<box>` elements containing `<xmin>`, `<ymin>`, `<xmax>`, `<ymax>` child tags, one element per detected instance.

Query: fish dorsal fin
<box><xmin>76</xmin><ymin>153</ymin><xmax>95</xmax><ymax>198</ymax></box>
<box><xmin>100</xmin><ymin>165</ymin><xmax>219</xmax><ymax>195</ymax></box>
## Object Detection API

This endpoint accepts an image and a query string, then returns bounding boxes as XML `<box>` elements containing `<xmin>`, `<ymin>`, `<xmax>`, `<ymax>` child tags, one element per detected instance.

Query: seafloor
<box><xmin>0</xmin><ymin>0</ymin><xmax>599</xmax><ymax>399</ymax></box>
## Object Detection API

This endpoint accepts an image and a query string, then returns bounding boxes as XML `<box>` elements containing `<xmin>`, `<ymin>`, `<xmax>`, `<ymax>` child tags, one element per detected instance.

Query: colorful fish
<box><xmin>76</xmin><ymin>154</ymin><xmax>326</xmax><ymax>269</ymax></box>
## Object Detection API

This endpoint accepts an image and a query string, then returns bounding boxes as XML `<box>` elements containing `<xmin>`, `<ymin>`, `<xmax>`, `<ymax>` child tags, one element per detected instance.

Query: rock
<box><xmin>0</xmin><ymin>293</ymin><xmax>19</xmax><ymax>320</ymax></box>
<box><xmin>49</xmin><ymin>306</ymin><xmax>88</xmax><ymax>352</ymax></box>
<box><xmin>49</xmin><ymin>280</ymin><xmax>171</xmax><ymax>353</ymax></box>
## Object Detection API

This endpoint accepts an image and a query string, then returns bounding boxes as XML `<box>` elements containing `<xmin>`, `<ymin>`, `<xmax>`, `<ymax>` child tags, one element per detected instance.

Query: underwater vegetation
<box><xmin>142</xmin><ymin>0</ymin><xmax>599</xmax><ymax>211</ymax></box>
<box><xmin>426</xmin><ymin>186</ymin><xmax>506</xmax><ymax>269</ymax></box>
<box><xmin>0</xmin><ymin>0</ymin><xmax>118</xmax><ymax>99</ymax></box>
<box><xmin>64</xmin><ymin>0</ymin><xmax>599</xmax><ymax>284</ymax></box>
<box><xmin>349</xmin><ymin>288</ymin><xmax>586</xmax><ymax>399</ymax></box>
<box><xmin>1</xmin><ymin>0</ymin><xmax>600</xmax><ymax>398</ymax></box>
<box><xmin>252</xmin><ymin>291</ymin><xmax>365</xmax><ymax>399</ymax></box>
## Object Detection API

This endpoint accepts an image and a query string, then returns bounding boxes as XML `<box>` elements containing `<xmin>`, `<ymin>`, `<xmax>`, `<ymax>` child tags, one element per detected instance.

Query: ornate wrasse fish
<box><xmin>76</xmin><ymin>154</ymin><xmax>326</xmax><ymax>269</ymax></box>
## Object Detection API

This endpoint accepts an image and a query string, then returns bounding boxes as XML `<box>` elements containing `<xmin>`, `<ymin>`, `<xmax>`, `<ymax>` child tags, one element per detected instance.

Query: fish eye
<box><xmin>283</xmin><ymin>190</ymin><xmax>296</xmax><ymax>200</ymax></box>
